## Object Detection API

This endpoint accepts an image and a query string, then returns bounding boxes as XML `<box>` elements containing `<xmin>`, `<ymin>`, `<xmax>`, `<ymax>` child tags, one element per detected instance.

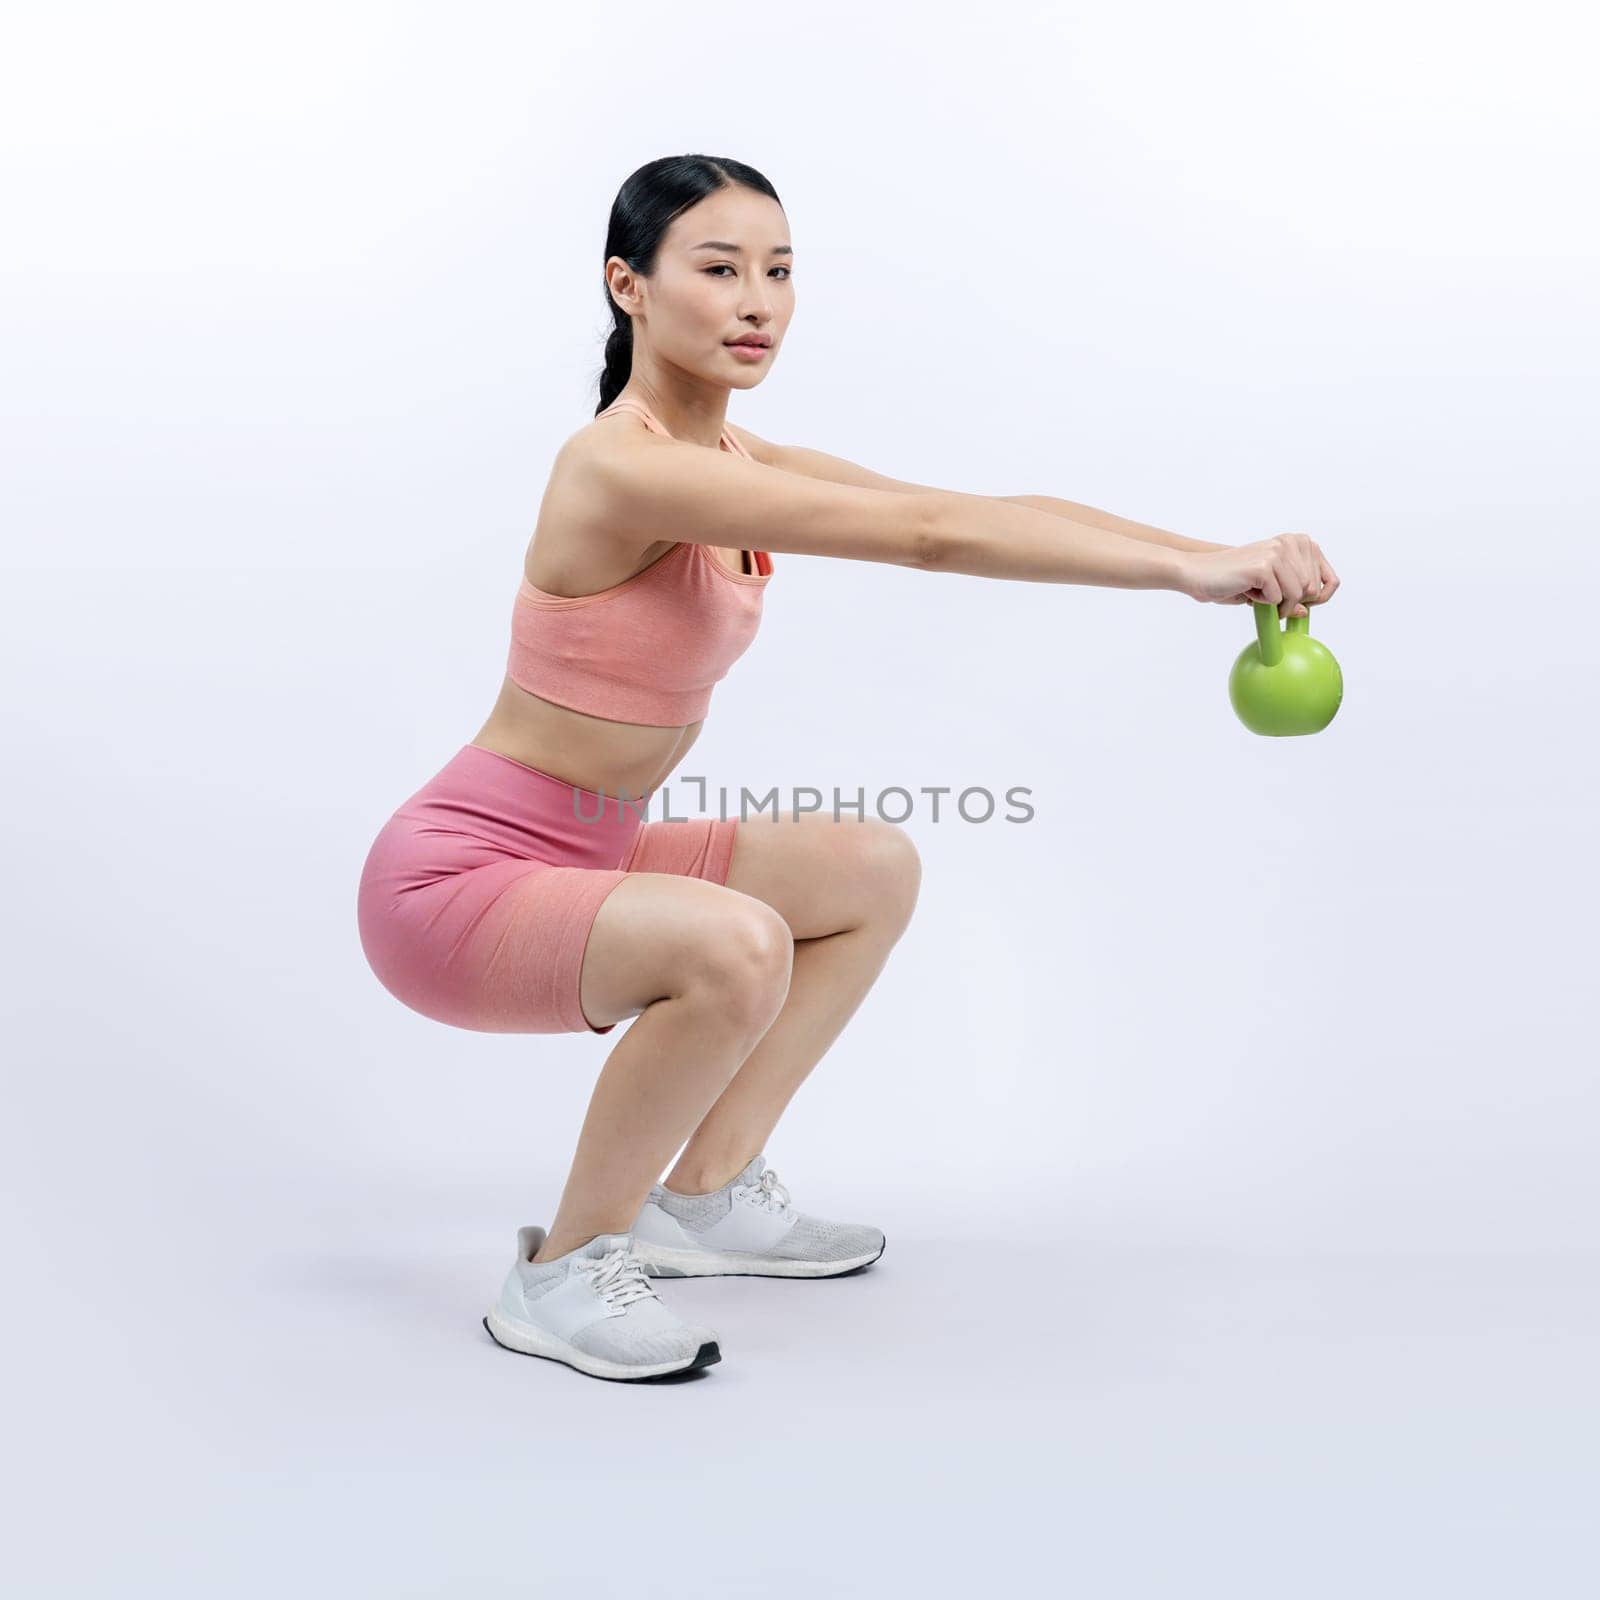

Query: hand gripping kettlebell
<box><xmin>1228</xmin><ymin>602</ymin><xmax>1343</xmax><ymax>736</ymax></box>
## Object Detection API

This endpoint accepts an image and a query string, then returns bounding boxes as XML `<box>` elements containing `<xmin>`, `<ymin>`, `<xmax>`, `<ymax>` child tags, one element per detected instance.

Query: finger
<box><xmin>1304</xmin><ymin>546</ymin><xmax>1338</xmax><ymax>607</ymax></box>
<box><xmin>1296</xmin><ymin>549</ymin><xmax>1322</xmax><ymax>616</ymax></box>
<box><xmin>1282</xmin><ymin>555</ymin><xmax>1315</xmax><ymax>618</ymax></box>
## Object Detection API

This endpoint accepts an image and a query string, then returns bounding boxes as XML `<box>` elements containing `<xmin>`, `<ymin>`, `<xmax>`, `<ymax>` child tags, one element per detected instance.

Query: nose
<box><xmin>737</xmin><ymin>286</ymin><xmax>775</xmax><ymax>323</ymax></box>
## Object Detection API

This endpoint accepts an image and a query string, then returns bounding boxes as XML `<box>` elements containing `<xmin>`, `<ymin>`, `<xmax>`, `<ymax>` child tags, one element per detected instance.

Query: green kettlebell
<box><xmin>1228</xmin><ymin>602</ymin><xmax>1343</xmax><ymax>736</ymax></box>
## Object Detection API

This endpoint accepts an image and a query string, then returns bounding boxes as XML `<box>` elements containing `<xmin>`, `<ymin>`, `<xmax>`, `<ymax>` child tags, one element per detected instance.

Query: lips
<box><xmin>725</xmin><ymin>338</ymin><xmax>770</xmax><ymax>347</ymax></box>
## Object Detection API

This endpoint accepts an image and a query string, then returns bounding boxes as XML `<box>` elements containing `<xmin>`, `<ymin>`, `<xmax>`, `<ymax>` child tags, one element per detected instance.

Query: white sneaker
<box><xmin>482</xmin><ymin>1226</ymin><xmax>722</xmax><ymax>1381</ymax></box>
<box><xmin>629</xmin><ymin>1155</ymin><xmax>887</xmax><ymax>1279</ymax></box>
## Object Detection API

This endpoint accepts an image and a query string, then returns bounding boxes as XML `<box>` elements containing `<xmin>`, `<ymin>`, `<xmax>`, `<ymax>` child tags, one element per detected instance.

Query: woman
<box><xmin>357</xmin><ymin>154</ymin><xmax>1340</xmax><ymax>1384</ymax></box>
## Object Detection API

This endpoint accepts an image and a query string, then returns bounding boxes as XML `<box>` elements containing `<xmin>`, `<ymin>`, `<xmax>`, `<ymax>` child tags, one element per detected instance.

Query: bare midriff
<box><xmin>470</xmin><ymin>539</ymin><xmax>753</xmax><ymax>800</ymax></box>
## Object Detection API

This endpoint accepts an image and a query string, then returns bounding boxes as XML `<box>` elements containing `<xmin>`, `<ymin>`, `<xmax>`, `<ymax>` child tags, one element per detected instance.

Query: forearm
<box><xmin>998</xmin><ymin>494</ymin><xmax>1231</xmax><ymax>555</ymax></box>
<box><xmin>921</xmin><ymin>490</ymin><xmax>1187</xmax><ymax>591</ymax></box>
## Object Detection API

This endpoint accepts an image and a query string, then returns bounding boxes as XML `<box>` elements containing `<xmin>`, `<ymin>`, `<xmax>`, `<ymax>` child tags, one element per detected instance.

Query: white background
<box><xmin>4</xmin><ymin>2</ymin><xmax>1596</xmax><ymax>1594</ymax></box>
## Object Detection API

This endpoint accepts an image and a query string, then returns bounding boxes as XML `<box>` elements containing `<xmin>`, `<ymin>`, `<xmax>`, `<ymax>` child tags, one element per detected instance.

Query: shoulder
<box><xmin>538</xmin><ymin>414</ymin><xmax>674</xmax><ymax>561</ymax></box>
<box><xmin>561</xmin><ymin>407</ymin><xmax>655</xmax><ymax>461</ymax></box>
<box><xmin>556</xmin><ymin>413</ymin><xmax>781</xmax><ymax>491</ymax></box>
<box><xmin>558</xmin><ymin>411</ymin><xmax>779</xmax><ymax>467</ymax></box>
<box><xmin>550</xmin><ymin>410</ymin><xmax>666</xmax><ymax>499</ymax></box>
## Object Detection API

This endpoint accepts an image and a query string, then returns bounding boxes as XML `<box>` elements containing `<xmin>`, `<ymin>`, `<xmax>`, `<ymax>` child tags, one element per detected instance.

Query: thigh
<box><xmin>360</xmin><ymin>744</ymin><xmax>741</xmax><ymax>1038</ymax></box>
<box><xmin>359</xmin><ymin>844</ymin><xmax>636</xmax><ymax>1036</ymax></box>
<box><xmin>560</xmin><ymin>813</ymin><xmax>791</xmax><ymax>1033</ymax></box>
<box><xmin>717</xmin><ymin>809</ymin><xmax>923</xmax><ymax>938</ymax></box>
<box><xmin>619</xmin><ymin>813</ymin><xmax>741</xmax><ymax>884</ymax></box>
<box><xmin>578</xmin><ymin>870</ymin><xmax>793</xmax><ymax>1034</ymax></box>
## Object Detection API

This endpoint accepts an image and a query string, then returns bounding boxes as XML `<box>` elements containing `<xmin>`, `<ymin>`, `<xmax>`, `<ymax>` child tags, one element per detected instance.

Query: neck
<box><xmin>611</xmin><ymin>377</ymin><xmax>728</xmax><ymax>448</ymax></box>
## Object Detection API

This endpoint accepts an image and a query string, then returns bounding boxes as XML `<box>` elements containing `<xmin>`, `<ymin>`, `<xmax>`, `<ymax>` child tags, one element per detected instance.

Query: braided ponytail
<box><xmin>596</xmin><ymin>314</ymin><xmax>634</xmax><ymax>413</ymax></box>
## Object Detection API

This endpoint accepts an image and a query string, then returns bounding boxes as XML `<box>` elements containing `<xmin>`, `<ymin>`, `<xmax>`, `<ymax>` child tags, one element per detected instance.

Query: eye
<box><xmin>706</xmin><ymin>265</ymin><xmax>793</xmax><ymax>279</ymax></box>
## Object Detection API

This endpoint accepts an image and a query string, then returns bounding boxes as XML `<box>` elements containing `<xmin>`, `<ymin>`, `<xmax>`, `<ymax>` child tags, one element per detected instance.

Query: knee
<box><xmin>858</xmin><ymin>821</ymin><xmax>922</xmax><ymax>933</ymax></box>
<box><xmin>689</xmin><ymin>903</ymin><xmax>794</xmax><ymax>1033</ymax></box>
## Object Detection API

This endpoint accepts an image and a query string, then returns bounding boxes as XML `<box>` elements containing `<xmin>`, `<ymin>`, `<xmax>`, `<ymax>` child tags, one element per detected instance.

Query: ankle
<box><xmin>532</xmin><ymin>1233</ymin><xmax>592</xmax><ymax>1265</ymax></box>
<box><xmin>663</xmin><ymin>1155</ymin><xmax>752</xmax><ymax>1196</ymax></box>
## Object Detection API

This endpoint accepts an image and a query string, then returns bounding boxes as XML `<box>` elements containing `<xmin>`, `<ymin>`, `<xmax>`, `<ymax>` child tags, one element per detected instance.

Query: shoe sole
<box><xmin>632</xmin><ymin>1234</ymin><xmax>887</xmax><ymax>1279</ymax></box>
<box><xmin>482</xmin><ymin>1308</ymin><xmax>720</xmax><ymax>1382</ymax></box>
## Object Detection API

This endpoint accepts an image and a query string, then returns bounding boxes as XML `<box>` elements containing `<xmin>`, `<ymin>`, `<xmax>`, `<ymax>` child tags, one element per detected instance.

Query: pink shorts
<box><xmin>356</xmin><ymin>743</ymin><xmax>740</xmax><ymax>1035</ymax></box>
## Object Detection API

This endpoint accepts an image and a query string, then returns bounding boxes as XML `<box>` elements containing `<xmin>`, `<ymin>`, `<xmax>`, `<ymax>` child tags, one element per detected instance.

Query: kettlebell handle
<box><xmin>1252</xmin><ymin>600</ymin><xmax>1312</xmax><ymax>667</ymax></box>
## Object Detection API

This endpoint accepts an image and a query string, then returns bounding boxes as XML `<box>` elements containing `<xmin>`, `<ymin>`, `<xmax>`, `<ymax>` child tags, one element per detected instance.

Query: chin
<box><xmin>722</xmin><ymin>362</ymin><xmax>775</xmax><ymax>390</ymax></box>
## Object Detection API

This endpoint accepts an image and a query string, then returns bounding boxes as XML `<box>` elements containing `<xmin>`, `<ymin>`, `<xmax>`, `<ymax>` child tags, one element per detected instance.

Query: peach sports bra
<box><xmin>505</xmin><ymin>397</ymin><xmax>775</xmax><ymax>727</ymax></box>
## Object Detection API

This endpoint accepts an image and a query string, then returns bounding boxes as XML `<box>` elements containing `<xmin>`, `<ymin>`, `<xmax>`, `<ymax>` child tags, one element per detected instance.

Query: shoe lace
<box><xmin>743</xmin><ymin>1167</ymin><xmax>793</xmax><ymax>1217</ymax></box>
<box><xmin>576</xmin><ymin>1246</ymin><xmax>658</xmax><ymax>1314</ymax></box>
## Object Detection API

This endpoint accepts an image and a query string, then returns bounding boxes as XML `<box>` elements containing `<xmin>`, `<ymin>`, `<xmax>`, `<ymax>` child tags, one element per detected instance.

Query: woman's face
<box><xmin>612</xmin><ymin>186</ymin><xmax>794</xmax><ymax>391</ymax></box>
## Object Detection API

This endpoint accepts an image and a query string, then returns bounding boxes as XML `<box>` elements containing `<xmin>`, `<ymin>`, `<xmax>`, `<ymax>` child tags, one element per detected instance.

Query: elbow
<box><xmin>904</xmin><ymin>493</ymin><xmax>959</xmax><ymax>570</ymax></box>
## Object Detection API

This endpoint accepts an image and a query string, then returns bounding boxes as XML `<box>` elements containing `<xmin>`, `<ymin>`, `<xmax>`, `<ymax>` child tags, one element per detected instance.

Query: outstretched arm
<box><xmin>578</xmin><ymin>421</ymin><xmax>1181</xmax><ymax>589</ymax></box>
<box><xmin>727</xmin><ymin>424</ymin><xmax>1231</xmax><ymax>555</ymax></box>
<box><xmin>580</xmin><ymin>421</ymin><xmax>1332</xmax><ymax>612</ymax></box>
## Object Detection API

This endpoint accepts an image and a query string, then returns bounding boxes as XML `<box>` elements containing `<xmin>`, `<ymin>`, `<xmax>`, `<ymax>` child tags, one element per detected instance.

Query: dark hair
<box><xmin>595</xmin><ymin>155</ymin><xmax>783</xmax><ymax>414</ymax></box>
